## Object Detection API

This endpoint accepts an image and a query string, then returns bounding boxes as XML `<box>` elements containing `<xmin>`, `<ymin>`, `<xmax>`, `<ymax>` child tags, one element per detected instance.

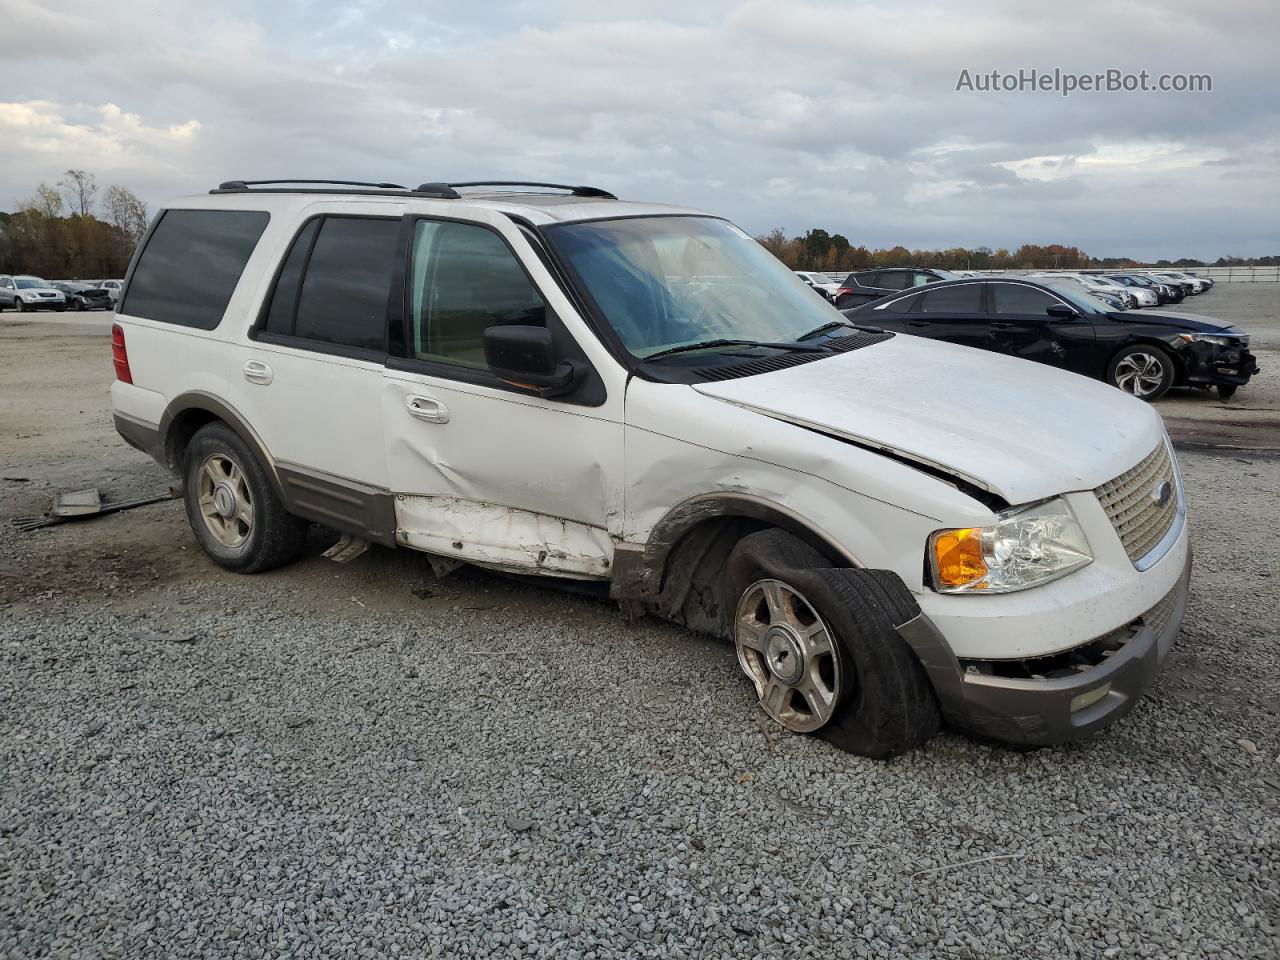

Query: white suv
<box><xmin>110</xmin><ymin>179</ymin><xmax>1191</xmax><ymax>757</ymax></box>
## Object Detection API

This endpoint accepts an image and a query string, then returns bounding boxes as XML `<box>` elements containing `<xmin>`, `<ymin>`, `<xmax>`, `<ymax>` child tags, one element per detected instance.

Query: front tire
<box><xmin>13</xmin><ymin>299</ymin><xmax>24</xmax><ymax>313</ymax></box>
<box><xmin>1107</xmin><ymin>344</ymin><xmax>1175</xmax><ymax>401</ymax></box>
<box><xmin>1217</xmin><ymin>384</ymin><xmax>1238</xmax><ymax>400</ymax></box>
<box><xmin>182</xmin><ymin>422</ymin><xmax>308</xmax><ymax>573</ymax></box>
<box><xmin>726</xmin><ymin>529</ymin><xmax>940</xmax><ymax>758</ymax></box>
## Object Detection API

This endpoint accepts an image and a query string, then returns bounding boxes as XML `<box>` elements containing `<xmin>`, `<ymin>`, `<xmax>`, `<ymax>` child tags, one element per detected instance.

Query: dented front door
<box><xmin>381</xmin><ymin>212</ymin><xmax>623</xmax><ymax>578</ymax></box>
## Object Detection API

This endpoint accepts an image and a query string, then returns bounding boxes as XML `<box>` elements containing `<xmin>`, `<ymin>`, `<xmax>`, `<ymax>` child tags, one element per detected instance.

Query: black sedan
<box><xmin>832</xmin><ymin>267</ymin><xmax>959</xmax><ymax>309</ymax></box>
<box><xmin>51</xmin><ymin>281</ymin><xmax>113</xmax><ymax>311</ymax></box>
<box><xmin>843</xmin><ymin>277</ymin><xmax>1257</xmax><ymax>400</ymax></box>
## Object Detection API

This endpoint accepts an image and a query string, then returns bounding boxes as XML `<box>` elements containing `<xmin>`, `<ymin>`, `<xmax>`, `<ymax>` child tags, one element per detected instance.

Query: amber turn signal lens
<box><xmin>931</xmin><ymin>528</ymin><xmax>988</xmax><ymax>589</ymax></box>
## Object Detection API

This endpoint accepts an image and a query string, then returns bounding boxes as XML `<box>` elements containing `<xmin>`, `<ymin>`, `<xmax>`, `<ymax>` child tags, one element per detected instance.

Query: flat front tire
<box><xmin>726</xmin><ymin>529</ymin><xmax>940</xmax><ymax>758</ymax></box>
<box><xmin>182</xmin><ymin>422</ymin><xmax>308</xmax><ymax>573</ymax></box>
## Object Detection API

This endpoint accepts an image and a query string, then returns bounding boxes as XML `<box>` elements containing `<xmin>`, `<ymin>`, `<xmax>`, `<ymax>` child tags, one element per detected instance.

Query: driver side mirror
<box><xmin>1046</xmin><ymin>304</ymin><xmax>1078</xmax><ymax>320</ymax></box>
<box><xmin>483</xmin><ymin>325</ymin><xmax>581</xmax><ymax>397</ymax></box>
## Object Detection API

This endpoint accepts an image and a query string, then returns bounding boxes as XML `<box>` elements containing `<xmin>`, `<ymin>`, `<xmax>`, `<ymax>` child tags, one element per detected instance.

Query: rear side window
<box><xmin>878</xmin><ymin>271</ymin><xmax>910</xmax><ymax>290</ymax></box>
<box><xmin>877</xmin><ymin>293</ymin><xmax>919</xmax><ymax>313</ymax></box>
<box><xmin>920</xmin><ymin>284</ymin><xmax>982</xmax><ymax>313</ymax></box>
<box><xmin>122</xmin><ymin>209</ymin><xmax>269</xmax><ymax>329</ymax></box>
<box><xmin>261</xmin><ymin>216</ymin><xmax>399</xmax><ymax>353</ymax></box>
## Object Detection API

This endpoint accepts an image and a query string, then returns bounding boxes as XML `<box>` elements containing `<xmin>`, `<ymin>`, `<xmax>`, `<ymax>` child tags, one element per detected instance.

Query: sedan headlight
<box><xmin>929</xmin><ymin>497</ymin><xmax>1092</xmax><ymax>593</ymax></box>
<box><xmin>1179</xmin><ymin>332</ymin><xmax>1247</xmax><ymax>348</ymax></box>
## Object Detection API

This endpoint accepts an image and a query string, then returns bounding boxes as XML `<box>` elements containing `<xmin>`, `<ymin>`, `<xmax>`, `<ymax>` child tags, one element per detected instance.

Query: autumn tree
<box><xmin>102</xmin><ymin>185</ymin><xmax>150</xmax><ymax>244</ymax></box>
<box><xmin>59</xmin><ymin>169</ymin><xmax>98</xmax><ymax>217</ymax></box>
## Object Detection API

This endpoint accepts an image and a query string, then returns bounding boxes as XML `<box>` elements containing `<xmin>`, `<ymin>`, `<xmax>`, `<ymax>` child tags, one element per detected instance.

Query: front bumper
<box><xmin>1182</xmin><ymin>344</ymin><xmax>1259</xmax><ymax>388</ymax></box>
<box><xmin>900</xmin><ymin>552</ymin><xmax>1191</xmax><ymax>746</ymax></box>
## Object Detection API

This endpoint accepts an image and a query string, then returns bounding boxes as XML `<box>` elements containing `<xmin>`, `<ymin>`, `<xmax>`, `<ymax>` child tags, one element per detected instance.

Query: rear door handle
<box><xmin>243</xmin><ymin>359</ymin><xmax>273</xmax><ymax>385</ymax></box>
<box><xmin>406</xmin><ymin>394</ymin><xmax>450</xmax><ymax>424</ymax></box>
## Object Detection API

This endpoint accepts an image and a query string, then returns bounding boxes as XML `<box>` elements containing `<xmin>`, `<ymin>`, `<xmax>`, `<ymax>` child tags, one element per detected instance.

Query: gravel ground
<box><xmin>1</xmin><ymin>293</ymin><xmax>1278</xmax><ymax>959</ymax></box>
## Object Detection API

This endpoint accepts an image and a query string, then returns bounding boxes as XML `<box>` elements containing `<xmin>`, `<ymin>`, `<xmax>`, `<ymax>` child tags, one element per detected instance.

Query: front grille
<box><xmin>1095</xmin><ymin>443</ymin><xmax>1179</xmax><ymax>565</ymax></box>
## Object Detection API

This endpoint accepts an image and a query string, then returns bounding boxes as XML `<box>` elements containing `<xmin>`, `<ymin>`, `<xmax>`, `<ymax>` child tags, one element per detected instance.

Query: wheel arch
<box><xmin>159</xmin><ymin>392</ymin><xmax>283</xmax><ymax>493</ymax></box>
<box><xmin>611</xmin><ymin>493</ymin><xmax>859</xmax><ymax>603</ymax></box>
<box><xmin>1106</xmin><ymin>337</ymin><xmax>1187</xmax><ymax>387</ymax></box>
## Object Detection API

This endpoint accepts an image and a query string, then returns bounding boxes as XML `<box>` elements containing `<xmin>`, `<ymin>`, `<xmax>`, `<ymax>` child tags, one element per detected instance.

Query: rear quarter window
<box><xmin>122</xmin><ymin>209</ymin><xmax>270</xmax><ymax>330</ymax></box>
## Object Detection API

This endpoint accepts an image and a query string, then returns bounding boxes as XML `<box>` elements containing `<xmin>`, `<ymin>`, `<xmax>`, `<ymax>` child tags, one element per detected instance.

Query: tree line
<box><xmin>757</xmin><ymin>227</ymin><xmax>1277</xmax><ymax>273</ymax></box>
<box><xmin>0</xmin><ymin>170</ymin><xmax>149</xmax><ymax>279</ymax></box>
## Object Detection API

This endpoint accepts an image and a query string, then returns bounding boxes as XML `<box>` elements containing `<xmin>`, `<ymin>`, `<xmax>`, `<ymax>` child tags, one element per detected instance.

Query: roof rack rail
<box><xmin>212</xmin><ymin>179</ymin><xmax>462</xmax><ymax>199</ymax></box>
<box><xmin>447</xmin><ymin>181</ymin><xmax>617</xmax><ymax>200</ymax></box>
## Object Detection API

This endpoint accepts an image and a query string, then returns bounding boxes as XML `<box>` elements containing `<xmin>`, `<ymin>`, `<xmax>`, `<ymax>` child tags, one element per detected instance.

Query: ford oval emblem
<box><xmin>1151</xmin><ymin>480</ymin><xmax>1173</xmax><ymax>507</ymax></box>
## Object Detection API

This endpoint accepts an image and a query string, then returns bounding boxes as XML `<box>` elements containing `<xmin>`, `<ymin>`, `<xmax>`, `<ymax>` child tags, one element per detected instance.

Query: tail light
<box><xmin>111</xmin><ymin>323</ymin><xmax>132</xmax><ymax>383</ymax></box>
<box><xmin>836</xmin><ymin>287</ymin><xmax>853</xmax><ymax>297</ymax></box>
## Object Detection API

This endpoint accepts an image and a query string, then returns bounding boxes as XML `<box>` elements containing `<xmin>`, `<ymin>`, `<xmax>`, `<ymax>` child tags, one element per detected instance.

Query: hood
<box><xmin>693</xmin><ymin>334</ymin><xmax>1164</xmax><ymax>505</ymax></box>
<box><xmin>1124</xmin><ymin>310</ymin><xmax>1239</xmax><ymax>333</ymax></box>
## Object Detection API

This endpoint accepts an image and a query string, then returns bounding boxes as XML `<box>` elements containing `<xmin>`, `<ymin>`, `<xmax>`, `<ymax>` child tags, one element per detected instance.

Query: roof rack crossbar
<box><xmin>447</xmin><ymin>181</ymin><xmax>617</xmax><ymax>200</ymax></box>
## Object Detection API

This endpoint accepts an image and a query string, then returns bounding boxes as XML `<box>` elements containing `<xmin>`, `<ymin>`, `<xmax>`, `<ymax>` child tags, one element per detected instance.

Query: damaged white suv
<box><xmin>111</xmin><ymin>179</ymin><xmax>1190</xmax><ymax>757</ymax></box>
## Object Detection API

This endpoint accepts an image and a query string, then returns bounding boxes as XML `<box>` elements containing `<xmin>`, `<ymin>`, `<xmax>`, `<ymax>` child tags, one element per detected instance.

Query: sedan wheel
<box><xmin>735</xmin><ymin>578</ymin><xmax>843</xmax><ymax>733</ymax></box>
<box><xmin>1109</xmin><ymin>345</ymin><xmax>1174</xmax><ymax>401</ymax></box>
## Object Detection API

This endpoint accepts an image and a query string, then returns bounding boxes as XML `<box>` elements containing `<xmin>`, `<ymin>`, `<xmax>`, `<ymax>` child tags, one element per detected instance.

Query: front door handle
<box><xmin>406</xmin><ymin>394</ymin><xmax>450</xmax><ymax>424</ymax></box>
<box><xmin>243</xmin><ymin>359</ymin><xmax>273</xmax><ymax>385</ymax></box>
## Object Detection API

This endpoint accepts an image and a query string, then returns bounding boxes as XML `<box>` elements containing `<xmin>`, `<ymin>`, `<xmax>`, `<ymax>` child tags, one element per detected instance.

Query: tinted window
<box><xmin>292</xmin><ymin>217</ymin><xmax>399</xmax><ymax>351</ymax></box>
<box><xmin>263</xmin><ymin>218</ymin><xmax>320</xmax><ymax>336</ymax></box>
<box><xmin>409</xmin><ymin>220</ymin><xmax>546</xmax><ymax>368</ymax></box>
<box><xmin>122</xmin><ymin>209</ymin><xmax>268</xmax><ymax>329</ymax></box>
<box><xmin>920</xmin><ymin>284</ymin><xmax>983</xmax><ymax>313</ymax></box>
<box><xmin>853</xmin><ymin>271</ymin><xmax>880</xmax><ymax>287</ymax></box>
<box><xmin>878</xmin><ymin>293</ymin><xmax>919</xmax><ymax>314</ymax></box>
<box><xmin>878</xmin><ymin>271</ymin><xmax>910</xmax><ymax>290</ymax></box>
<box><xmin>991</xmin><ymin>284</ymin><xmax>1060</xmax><ymax>316</ymax></box>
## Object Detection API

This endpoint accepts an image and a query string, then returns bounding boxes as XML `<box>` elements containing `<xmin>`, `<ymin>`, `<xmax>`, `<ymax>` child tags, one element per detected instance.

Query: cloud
<box><xmin>0</xmin><ymin>0</ymin><xmax>1277</xmax><ymax>259</ymax></box>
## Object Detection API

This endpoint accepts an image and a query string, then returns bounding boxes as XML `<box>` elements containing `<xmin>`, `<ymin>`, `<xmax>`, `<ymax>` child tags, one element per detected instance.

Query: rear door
<box><xmin>987</xmin><ymin>282</ymin><xmax>1096</xmax><ymax>373</ymax></box>
<box><xmin>230</xmin><ymin>206</ymin><xmax>401</xmax><ymax>539</ymax></box>
<box><xmin>870</xmin><ymin>282</ymin><xmax>990</xmax><ymax>350</ymax></box>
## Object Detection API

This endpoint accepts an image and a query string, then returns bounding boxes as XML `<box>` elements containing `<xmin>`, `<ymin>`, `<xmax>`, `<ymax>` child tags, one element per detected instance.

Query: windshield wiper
<box><xmin>641</xmin><ymin>338</ymin><xmax>825</xmax><ymax>362</ymax></box>
<box><xmin>796</xmin><ymin>319</ymin><xmax>857</xmax><ymax>341</ymax></box>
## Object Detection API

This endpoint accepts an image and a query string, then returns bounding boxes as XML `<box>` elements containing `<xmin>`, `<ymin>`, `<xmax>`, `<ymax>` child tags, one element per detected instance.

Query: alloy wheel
<box><xmin>196</xmin><ymin>453</ymin><xmax>253</xmax><ymax>548</ymax></box>
<box><xmin>734</xmin><ymin>579</ymin><xmax>844</xmax><ymax>733</ymax></box>
<box><xmin>1113</xmin><ymin>352</ymin><xmax>1166</xmax><ymax>398</ymax></box>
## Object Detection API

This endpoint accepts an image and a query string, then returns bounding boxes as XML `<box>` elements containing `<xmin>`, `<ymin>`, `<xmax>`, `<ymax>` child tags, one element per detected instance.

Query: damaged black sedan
<box><xmin>844</xmin><ymin>277</ymin><xmax>1257</xmax><ymax>401</ymax></box>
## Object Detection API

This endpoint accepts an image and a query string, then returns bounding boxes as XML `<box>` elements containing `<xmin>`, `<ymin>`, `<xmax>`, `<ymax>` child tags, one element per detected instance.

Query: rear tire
<box><xmin>1107</xmin><ymin>344</ymin><xmax>1175</xmax><ymax>401</ymax></box>
<box><xmin>725</xmin><ymin>529</ymin><xmax>940</xmax><ymax>758</ymax></box>
<box><xmin>182</xmin><ymin>422</ymin><xmax>308</xmax><ymax>573</ymax></box>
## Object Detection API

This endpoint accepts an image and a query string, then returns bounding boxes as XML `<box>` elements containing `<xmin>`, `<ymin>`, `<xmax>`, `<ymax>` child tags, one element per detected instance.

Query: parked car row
<box><xmin>843</xmin><ymin>275</ymin><xmax>1255</xmax><ymax>401</ymax></box>
<box><xmin>0</xmin><ymin>274</ymin><xmax>121</xmax><ymax>312</ymax></box>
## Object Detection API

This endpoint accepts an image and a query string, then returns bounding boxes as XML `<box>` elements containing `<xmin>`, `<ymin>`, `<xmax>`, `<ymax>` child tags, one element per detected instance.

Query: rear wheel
<box><xmin>182</xmin><ymin>422</ymin><xmax>308</xmax><ymax>573</ymax></box>
<box><xmin>726</xmin><ymin>529</ymin><xmax>940</xmax><ymax>758</ymax></box>
<box><xmin>1107</xmin><ymin>344</ymin><xmax>1174</xmax><ymax>401</ymax></box>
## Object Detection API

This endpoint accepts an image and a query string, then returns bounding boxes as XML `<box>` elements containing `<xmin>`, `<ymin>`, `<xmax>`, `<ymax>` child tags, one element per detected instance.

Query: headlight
<box><xmin>1179</xmin><ymin>333</ymin><xmax>1247</xmax><ymax>348</ymax></box>
<box><xmin>928</xmin><ymin>497</ymin><xmax>1092</xmax><ymax>593</ymax></box>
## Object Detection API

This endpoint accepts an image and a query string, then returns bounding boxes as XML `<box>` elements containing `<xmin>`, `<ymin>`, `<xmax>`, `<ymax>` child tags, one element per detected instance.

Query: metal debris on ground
<box><xmin>12</xmin><ymin>486</ymin><xmax>178</xmax><ymax>531</ymax></box>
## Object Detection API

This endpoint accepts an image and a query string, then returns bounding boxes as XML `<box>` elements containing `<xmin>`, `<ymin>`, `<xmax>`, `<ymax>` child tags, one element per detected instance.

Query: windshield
<box><xmin>1046</xmin><ymin>283</ymin><xmax>1109</xmax><ymax>315</ymax></box>
<box><xmin>15</xmin><ymin>278</ymin><xmax>50</xmax><ymax>289</ymax></box>
<box><xmin>547</xmin><ymin>216</ymin><xmax>845</xmax><ymax>359</ymax></box>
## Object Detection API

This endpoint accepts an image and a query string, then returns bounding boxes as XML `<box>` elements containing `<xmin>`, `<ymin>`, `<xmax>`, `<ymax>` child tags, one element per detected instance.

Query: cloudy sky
<box><xmin>2</xmin><ymin>0</ymin><xmax>1277</xmax><ymax>260</ymax></box>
